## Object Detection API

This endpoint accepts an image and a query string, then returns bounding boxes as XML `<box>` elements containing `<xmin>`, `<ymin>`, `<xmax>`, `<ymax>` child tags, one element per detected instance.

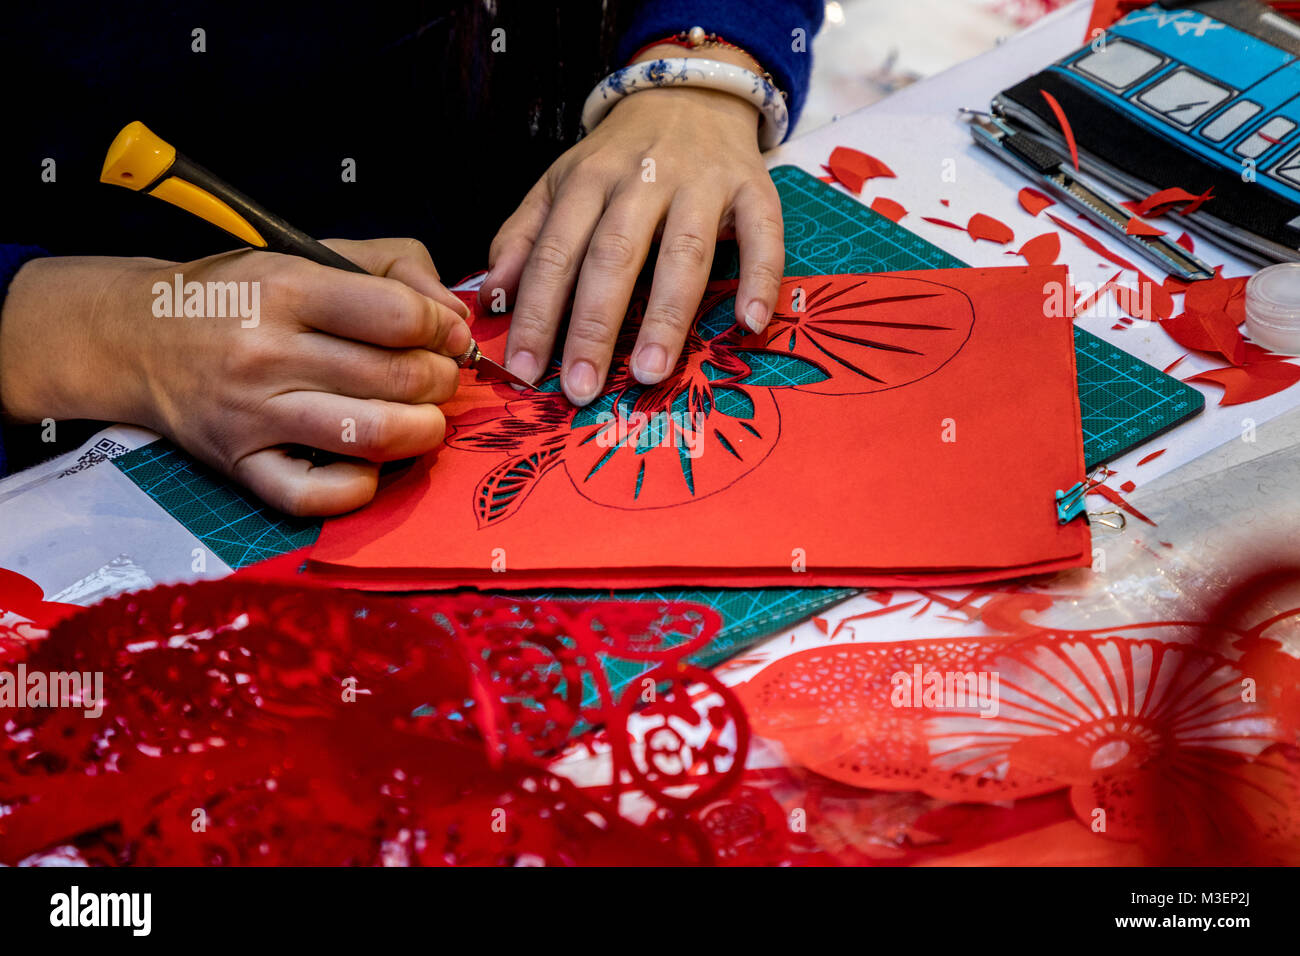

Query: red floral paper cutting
<box><xmin>310</xmin><ymin>267</ymin><xmax>1089</xmax><ymax>590</ymax></box>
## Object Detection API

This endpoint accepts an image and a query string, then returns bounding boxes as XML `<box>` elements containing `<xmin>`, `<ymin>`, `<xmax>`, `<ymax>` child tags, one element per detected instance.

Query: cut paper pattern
<box><xmin>735</xmin><ymin>574</ymin><xmax>1300</xmax><ymax>863</ymax></box>
<box><xmin>311</xmin><ymin>266</ymin><xmax>1089</xmax><ymax>590</ymax></box>
<box><xmin>451</xmin><ymin>276</ymin><xmax>974</xmax><ymax>521</ymax></box>
<box><xmin>0</xmin><ymin>580</ymin><xmax>748</xmax><ymax>865</ymax></box>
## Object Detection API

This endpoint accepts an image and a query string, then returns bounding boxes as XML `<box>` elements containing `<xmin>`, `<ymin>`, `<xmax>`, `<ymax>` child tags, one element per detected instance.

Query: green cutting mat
<box><xmin>757</xmin><ymin>165</ymin><xmax>1205</xmax><ymax>468</ymax></box>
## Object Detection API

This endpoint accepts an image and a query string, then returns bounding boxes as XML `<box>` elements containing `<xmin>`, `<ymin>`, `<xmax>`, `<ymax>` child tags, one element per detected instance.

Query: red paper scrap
<box><xmin>1174</xmin><ymin>232</ymin><xmax>1195</xmax><ymax>252</ymax></box>
<box><xmin>1040</xmin><ymin>89</ymin><xmax>1080</xmax><ymax>170</ymax></box>
<box><xmin>1112</xmin><ymin>274</ymin><xmax>1173</xmax><ymax>322</ymax></box>
<box><xmin>1161</xmin><ymin>310</ymin><xmax>1246</xmax><ymax>365</ymax></box>
<box><xmin>1185</xmin><ymin>271</ymin><xmax>1248</xmax><ymax>325</ymax></box>
<box><xmin>1091</xmin><ymin>483</ymin><xmax>1156</xmax><ymax>526</ymax></box>
<box><xmin>1140</xmin><ymin>273</ymin><xmax>1176</xmax><ymax>320</ymax></box>
<box><xmin>869</xmin><ymin>196</ymin><xmax>908</xmax><ymax>223</ymax></box>
<box><xmin>1047</xmin><ymin>213</ymin><xmax>1138</xmax><ymax>272</ymax></box>
<box><xmin>1163</xmin><ymin>355</ymin><xmax>1186</xmax><ymax>374</ymax></box>
<box><xmin>1120</xmin><ymin>480</ymin><xmax>1136</xmax><ymax>493</ymax></box>
<box><xmin>940</xmin><ymin>199</ymin><xmax>951</xmax><ymax>207</ymax></box>
<box><xmin>922</xmin><ymin>216</ymin><xmax>965</xmax><ymax>231</ymax></box>
<box><xmin>967</xmin><ymin>213</ymin><xmax>1015</xmax><ymax>244</ymax></box>
<box><xmin>826</xmin><ymin>146</ymin><xmax>895</xmax><ymax>194</ymax></box>
<box><xmin>1243</xmin><ymin>343</ymin><xmax>1281</xmax><ymax>364</ymax></box>
<box><xmin>1074</xmin><ymin>270</ymin><xmax>1123</xmax><ymax>315</ymax></box>
<box><xmin>1125</xmin><ymin>217</ymin><xmax>1166</xmax><ymax>237</ymax></box>
<box><xmin>1186</xmin><ymin>362</ymin><xmax>1300</xmax><ymax>406</ymax></box>
<box><xmin>1136</xmin><ymin>449</ymin><xmax>1165</xmax><ymax>466</ymax></box>
<box><xmin>1126</xmin><ymin>187</ymin><xmax>1199</xmax><ymax>217</ymax></box>
<box><xmin>1018</xmin><ymin>187</ymin><xmax>1056</xmax><ymax>217</ymax></box>
<box><xmin>1179</xmin><ymin>188</ymin><xmax>1214</xmax><ymax>215</ymax></box>
<box><xmin>1017</xmin><ymin>233</ymin><xmax>1060</xmax><ymax>266</ymax></box>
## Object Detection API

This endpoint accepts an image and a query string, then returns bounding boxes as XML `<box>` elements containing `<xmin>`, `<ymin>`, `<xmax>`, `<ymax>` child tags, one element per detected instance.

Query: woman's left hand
<box><xmin>481</xmin><ymin>51</ymin><xmax>785</xmax><ymax>406</ymax></box>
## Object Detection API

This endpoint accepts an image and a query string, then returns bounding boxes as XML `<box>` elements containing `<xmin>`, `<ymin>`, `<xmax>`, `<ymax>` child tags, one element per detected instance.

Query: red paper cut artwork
<box><xmin>0</xmin><ymin>580</ymin><xmax>749</xmax><ymax>866</ymax></box>
<box><xmin>736</xmin><ymin>573</ymin><xmax>1300</xmax><ymax>864</ymax></box>
<box><xmin>310</xmin><ymin>267</ymin><xmax>1089</xmax><ymax>590</ymax></box>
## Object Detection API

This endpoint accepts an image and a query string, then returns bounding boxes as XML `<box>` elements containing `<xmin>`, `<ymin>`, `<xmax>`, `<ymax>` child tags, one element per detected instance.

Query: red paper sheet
<box><xmin>310</xmin><ymin>267</ymin><xmax>1089</xmax><ymax>589</ymax></box>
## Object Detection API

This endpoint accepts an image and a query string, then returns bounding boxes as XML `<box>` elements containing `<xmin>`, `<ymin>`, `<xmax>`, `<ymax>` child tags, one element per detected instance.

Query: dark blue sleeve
<box><xmin>616</xmin><ymin>0</ymin><xmax>824</xmax><ymax>136</ymax></box>
<box><xmin>0</xmin><ymin>244</ymin><xmax>50</xmax><ymax>477</ymax></box>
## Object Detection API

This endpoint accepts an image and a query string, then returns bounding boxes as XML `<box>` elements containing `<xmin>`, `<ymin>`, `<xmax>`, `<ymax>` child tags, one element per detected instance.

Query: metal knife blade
<box><xmin>458</xmin><ymin>341</ymin><xmax>535</xmax><ymax>389</ymax></box>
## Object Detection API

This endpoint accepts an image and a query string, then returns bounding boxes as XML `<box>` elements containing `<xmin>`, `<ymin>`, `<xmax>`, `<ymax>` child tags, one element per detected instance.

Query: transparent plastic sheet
<box><xmin>1046</xmin><ymin>437</ymin><xmax>1300</xmax><ymax>630</ymax></box>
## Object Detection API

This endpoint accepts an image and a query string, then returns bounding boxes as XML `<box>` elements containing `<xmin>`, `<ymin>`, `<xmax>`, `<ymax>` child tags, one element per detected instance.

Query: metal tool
<box><xmin>962</xmin><ymin>109</ymin><xmax>1216</xmax><ymax>282</ymax></box>
<box><xmin>100</xmin><ymin>121</ymin><xmax>531</xmax><ymax>389</ymax></box>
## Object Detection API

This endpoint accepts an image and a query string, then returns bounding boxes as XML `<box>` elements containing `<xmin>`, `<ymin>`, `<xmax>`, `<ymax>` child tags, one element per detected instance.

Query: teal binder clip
<box><xmin>1055</xmin><ymin>469</ymin><xmax>1127</xmax><ymax>529</ymax></box>
<box><xmin>1055</xmin><ymin>482</ymin><xmax>1089</xmax><ymax>525</ymax></box>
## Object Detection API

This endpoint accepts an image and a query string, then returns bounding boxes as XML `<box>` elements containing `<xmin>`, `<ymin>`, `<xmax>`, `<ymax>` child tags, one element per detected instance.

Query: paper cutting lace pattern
<box><xmin>451</xmin><ymin>274</ymin><xmax>976</xmax><ymax>526</ymax></box>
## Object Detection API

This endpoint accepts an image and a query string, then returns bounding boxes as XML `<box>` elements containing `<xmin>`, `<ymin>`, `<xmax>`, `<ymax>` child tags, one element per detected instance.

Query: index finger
<box><xmin>281</xmin><ymin>259</ymin><xmax>472</xmax><ymax>357</ymax></box>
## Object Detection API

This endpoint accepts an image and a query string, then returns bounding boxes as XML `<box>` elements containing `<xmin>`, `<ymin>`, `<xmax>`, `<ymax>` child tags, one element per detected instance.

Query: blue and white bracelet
<box><xmin>580</xmin><ymin>56</ymin><xmax>790</xmax><ymax>150</ymax></box>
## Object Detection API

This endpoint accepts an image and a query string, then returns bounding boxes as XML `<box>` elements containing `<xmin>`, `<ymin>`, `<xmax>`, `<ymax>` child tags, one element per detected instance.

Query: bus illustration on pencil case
<box><xmin>995</xmin><ymin>0</ymin><xmax>1300</xmax><ymax>260</ymax></box>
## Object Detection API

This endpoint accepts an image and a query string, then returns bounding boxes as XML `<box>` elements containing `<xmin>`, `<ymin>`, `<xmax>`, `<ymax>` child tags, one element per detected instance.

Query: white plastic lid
<box><xmin>1246</xmin><ymin>263</ymin><xmax>1300</xmax><ymax>328</ymax></box>
<box><xmin>1245</xmin><ymin>263</ymin><xmax>1300</xmax><ymax>354</ymax></box>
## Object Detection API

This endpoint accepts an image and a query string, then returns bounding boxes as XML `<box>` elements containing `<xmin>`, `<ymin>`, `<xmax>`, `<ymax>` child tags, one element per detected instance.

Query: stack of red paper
<box><xmin>309</xmin><ymin>266</ymin><xmax>1089</xmax><ymax>589</ymax></box>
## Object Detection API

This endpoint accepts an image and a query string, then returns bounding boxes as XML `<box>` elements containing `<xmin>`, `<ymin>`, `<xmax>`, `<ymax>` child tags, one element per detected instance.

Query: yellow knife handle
<box><xmin>101</xmin><ymin>121</ymin><xmax>364</xmax><ymax>274</ymax></box>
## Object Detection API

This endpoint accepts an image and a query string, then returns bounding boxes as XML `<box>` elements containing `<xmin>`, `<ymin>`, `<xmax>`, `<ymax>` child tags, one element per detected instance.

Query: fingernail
<box><xmin>745</xmin><ymin>300</ymin><xmax>770</xmax><ymax>334</ymax></box>
<box><xmin>445</xmin><ymin>317</ymin><xmax>472</xmax><ymax>358</ymax></box>
<box><xmin>632</xmin><ymin>343</ymin><xmax>668</xmax><ymax>384</ymax></box>
<box><xmin>506</xmin><ymin>350</ymin><xmax>539</xmax><ymax>390</ymax></box>
<box><xmin>565</xmin><ymin>359</ymin><xmax>600</xmax><ymax>406</ymax></box>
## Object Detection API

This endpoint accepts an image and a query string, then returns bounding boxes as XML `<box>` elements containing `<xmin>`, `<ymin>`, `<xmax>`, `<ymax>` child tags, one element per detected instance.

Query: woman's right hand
<box><xmin>0</xmin><ymin>238</ymin><xmax>471</xmax><ymax>515</ymax></box>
